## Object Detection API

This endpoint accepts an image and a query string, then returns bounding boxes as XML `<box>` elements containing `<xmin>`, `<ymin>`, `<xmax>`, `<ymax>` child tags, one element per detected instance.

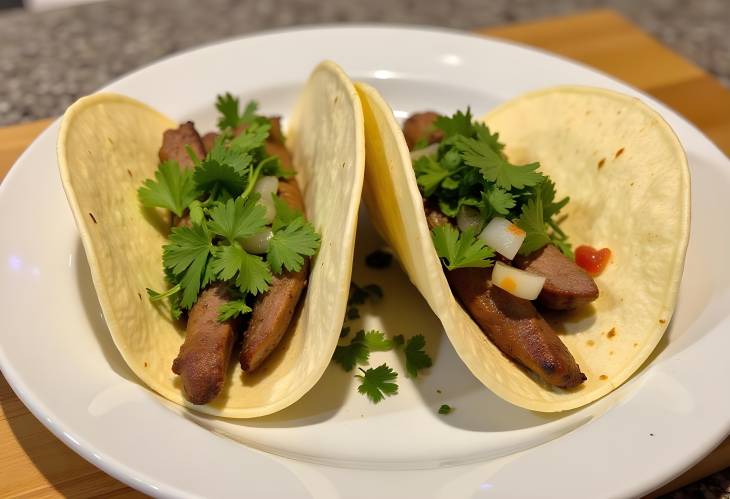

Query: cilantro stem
<box><xmin>240</xmin><ymin>156</ymin><xmax>277</xmax><ymax>200</ymax></box>
<box><xmin>184</xmin><ymin>145</ymin><xmax>201</xmax><ymax>167</ymax></box>
<box><xmin>547</xmin><ymin>219</ymin><xmax>567</xmax><ymax>240</ymax></box>
<box><xmin>147</xmin><ymin>283</ymin><xmax>181</xmax><ymax>301</ymax></box>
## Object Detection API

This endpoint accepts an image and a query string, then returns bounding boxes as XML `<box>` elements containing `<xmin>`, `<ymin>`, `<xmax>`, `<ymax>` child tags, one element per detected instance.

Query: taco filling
<box><xmin>402</xmin><ymin>109</ymin><xmax>598</xmax><ymax>389</ymax></box>
<box><xmin>138</xmin><ymin>95</ymin><xmax>321</xmax><ymax>405</ymax></box>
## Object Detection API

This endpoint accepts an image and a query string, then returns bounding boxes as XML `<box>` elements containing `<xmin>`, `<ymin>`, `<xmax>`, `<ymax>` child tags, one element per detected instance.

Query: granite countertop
<box><xmin>0</xmin><ymin>0</ymin><xmax>728</xmax><ymax>126</ymax></box>
<box><xmin>1</xmin><ymin>1</ymin><xmax>729</xmax><ymax>497</ymax></box>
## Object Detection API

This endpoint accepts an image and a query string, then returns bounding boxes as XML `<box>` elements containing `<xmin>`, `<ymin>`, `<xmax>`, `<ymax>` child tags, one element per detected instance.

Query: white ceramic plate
<box><xmin>2</xmin><ymin>26</ymin><xmax>729</xmax><ymax>498</ymax></box>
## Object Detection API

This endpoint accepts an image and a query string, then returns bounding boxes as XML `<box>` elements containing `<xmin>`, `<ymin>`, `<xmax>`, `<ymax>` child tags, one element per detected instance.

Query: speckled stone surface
<box><xmin>0</xmin><ymin>0</ymin><xmax>728</xmax><ymax>125</ymax></box>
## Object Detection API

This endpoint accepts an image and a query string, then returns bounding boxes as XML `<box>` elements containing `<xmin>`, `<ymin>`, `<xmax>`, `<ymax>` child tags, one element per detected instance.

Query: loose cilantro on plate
<box><xmin>356</xmin><ymin>364</ymin><xmax>399</xmax><ymax>404</ymax></box>
<box><xmin>404</xmin><ymin>334</ymin><xmax>433</xmax><ymax>378</ymax></box>
<box><xmin>438</xmin><ymin>404</ymin><xmax>453</xmax><ymax>415</ymax></box>
<box><xmin>414</xmin><ymin>108</ymin><xmax>573</xmax><ymax>263</ymax></box>
<box><xmin>332</xmin><ymin>330</ymin><xmax>370</xmax><ymax>371</ymax></box>
<box><xmin>363</xmin><ymin>330</ymin><xmax>394</xmax><ymax>351</ymax></box>
<box><xmin>139</xmin><ymin>94</ymin><xmax>321</xmax><ymax>321</ymax></box>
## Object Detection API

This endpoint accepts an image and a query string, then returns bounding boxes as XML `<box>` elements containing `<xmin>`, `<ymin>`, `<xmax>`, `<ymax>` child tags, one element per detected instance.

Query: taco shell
<box><xmin>58</xmin><ymin>61</ymin><xmax>365</xmax><ymax>418</ymax></box>
<box><xmin>357</xmin><ymin>83</ymin><xmax>689</xmax><ymax>412</ymax></box>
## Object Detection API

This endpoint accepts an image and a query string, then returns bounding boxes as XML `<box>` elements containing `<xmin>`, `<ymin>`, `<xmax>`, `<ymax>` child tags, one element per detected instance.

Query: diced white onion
<box><xmin>409</xmin><ymin>143</ymin><xmax>439</xmax><ymax>161</ymax></box>
<box><xmin>253</xmin><ymin>175</ymin><xmax>279</xmax><ymax>224</ymax></box>
<box><xmin>479</xmin><ymin>217</ymin><xmax>526</xmax><ymax>260</ymax></box>
<box><xmin>241</xmin><ymin>229</ymin><xmax>273</xmax><ymax>254</ymax></box>
<box><xmin>456</xmin><ymin>206</ymin><xmax>484</xmax><ymax>232</ymax></box>
<box><xmin>491</xmin><ymin>261</ymin><xmax>545</xmax><ymax>300</ymax></box>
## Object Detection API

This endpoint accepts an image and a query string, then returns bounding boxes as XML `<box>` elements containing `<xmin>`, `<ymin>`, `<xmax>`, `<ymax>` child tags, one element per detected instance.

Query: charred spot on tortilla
<box><xmin>89</xmin><ymin>212</ymin><xmax>97</xmax><ymax>223</ymax></box>
<box><xmin>615</xmin><ymin>147</ymin><xmax>625</xmax><ymax>158</ymax></box>
<box><xmin>598</xmin><ymin>158</ymin><xmax>606</xmax><ymax>168</ymax></box>
<box><xmin>607</xmin><ymin>328</ymin><xmax>616</xmax><ymax>339</ymax></box>
<box><xmin>599</xmin><ymin>375</ymin><xmax>608</xmax><ymax>380</ymax></box>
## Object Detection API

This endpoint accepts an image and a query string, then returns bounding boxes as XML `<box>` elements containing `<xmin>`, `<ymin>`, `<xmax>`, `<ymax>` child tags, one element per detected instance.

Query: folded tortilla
<box><xmin>58</xmin><ymin>61</ymin><xmax>365</xmax><ymax>418</ymax></box>
<box><xmin>356</xmin><ymin>83</ymin><xmax>690</xmax><ymax>411</ymax></box>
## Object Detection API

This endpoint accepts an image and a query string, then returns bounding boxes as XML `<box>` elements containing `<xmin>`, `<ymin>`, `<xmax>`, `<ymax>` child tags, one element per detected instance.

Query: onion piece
<box><xmin>241</xmin><ymin>229</ymin><xmax>273</xmax><ymax>254</ymax></box>
<box><xmin>491</xmin><ymin>261</ymin><xmax>545</xmax><ymax>300</ymax></box>
<box><xmin>409</xmin><ymin>143</ymin><xmax>439</xmax><ymax>161</ymax></box>
<box><xmin>478</xmin><ymin>217</ymin><xmax>526</xmax><ymax>260</ymax></box>
<box><xmin>253</xmin><ymin>175</ymin><xmax>279</xmax><ymax>224</ymax></box>
<box><xmin>456</xmin><ymin>206</ymin><xmax>483</xmax><ymax>232</ymax></box>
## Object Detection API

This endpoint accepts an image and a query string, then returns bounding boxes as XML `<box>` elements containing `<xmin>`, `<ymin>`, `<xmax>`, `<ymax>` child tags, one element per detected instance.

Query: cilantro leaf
<box><xmin>271</xmin><ymin>194</ymin><xmax>302</xmax><ymax>231</ymax></box>
<box><xmin>217</xmin><ymin>299</ymin><xmax>252</xmax><ymax>322</ymax></box>
<box><xmin>431</xmin><ymin>225</ymin><xmax>494</xmax><ymax>270</ymax></box>
<box><xmin>536</xmin><ymin>179</ymin><xmax>561</xmax><ymax>216</ymax></box>
<box><xmin>413</xmin><ymin>155</ymin><xmax>451</xmax><ymax>197</ymax></box>
<box><xmin>216</xmin><ymin>93</ymin><xmax>259</xmax><ymax>130</ymax></box>
<box><xmin>392</xmin><ymin>334</ymin><xmax>405</xmax><ymax>349</ymax></box>
<box><xmin>332</xmin><ymin>330</ymin><xmax>369</xmax><ymax>371</ymax></box>
<box><xmin>404</xmin><ymin>334</ymin><xmax>432</xmax><ymax>378</ymax></box>
<box><xmin>346</xmin><ymin>307</ymin><xmax>360</xmax><ymax>320</ymax></box>
<box><xmin>207</xmin><ymin>137</ymin><xmax>254</xmax><ymax>175</ymax></box>
<box><xmin>210</xmin><ymin>245</ymin><xmax>272</xmax><ymax>295</ymax></box>
<box><xmin>434</xmin><ymin>108</ymin><xmax>475</xmax><ymax>138</ymax></box>
<box><xmin>193</xmin><ymin>158</ymin><xmax>248</xmax><ymax>198</ymax></box>
<box><xmin>362</xmin><ymin>284</ymin><xmax>383</xmax><ymax>303</ymax></box>
<box><xmin>356</xmin><ymin>364</ymin><xmax>399</xmax><ymax>403</ymax></box>
<box><xmin>207</xmin><ymin>194</ymin><xmax>267</xmax><ymax>243</ymax></box>
<box><xmin>551</xmin><ymin>237</ymin><xmax>574</xmax><ymax>259</ymax></box>
<box><xmin>348</xmin><ymin>282</ymin><xmax>383</xmax><ymax>306</ymax></box>
<box><xmin>138</xmin><ymin>160</ymin><xmax>200</xmax><ymax>217</ymax></box>
<box><xmin>188</xmin><ymin>200</ymin><xmax>205</xmax><ymax>225</ymax></box>
<box><xmin>456</xmin><ymin>136</ymin><xmax>544</xmax><ymax>190</ymax></box>
<box><xmin>473</xmin><ymin>122</ymin><xmax>505</xmax><ymax>154</ymax></box>
<box><xmin>229</xmin><ymin>121</ymin><xmax>270</xmax><ymax>153</ymax></box>
<box><xmin>363</xmin><ymin>330</ymin><xmax>393</xmax><ymax>351</ymax></box>
<box><xmin>484</xmin><ymin>186</ymin><xmax>516</xmax><ymax>216</ymax></box>
<box><xmin>267</xmin><ymin>216</ymin><xmax>320</xmax><ymax>274</ymax></box>
<box><xmin>438</xmin><ymin>404</ymin><xmax>453</xmax><ymax>415</ymax></box>
<box><xmin>515</xmin><ymin>197</ymin><xmax>552</xmax><ymax>256</ymax></box>
<box><xmin>162</xmin><ymin>224</ymin><xmax>214</xmax><ymax>308</ymax></box>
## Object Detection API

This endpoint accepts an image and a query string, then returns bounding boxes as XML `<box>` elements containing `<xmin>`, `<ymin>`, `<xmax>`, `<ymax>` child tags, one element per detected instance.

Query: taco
<box><xmin>356</xmin><ymin>84</ymin><xmax>689</xmax><ymax>412</ymax></box>
<box><xmin>58</xmin><ymin>61</ymin><xmax>365</xmax><ymax>418</ymax></box>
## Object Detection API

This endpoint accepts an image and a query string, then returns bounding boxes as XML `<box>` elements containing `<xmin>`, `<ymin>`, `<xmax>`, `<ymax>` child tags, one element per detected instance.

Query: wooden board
<box><xmin>1</xmin><ymin>9</ymin><xmax>729</xmax><ymax>498</ymax></box>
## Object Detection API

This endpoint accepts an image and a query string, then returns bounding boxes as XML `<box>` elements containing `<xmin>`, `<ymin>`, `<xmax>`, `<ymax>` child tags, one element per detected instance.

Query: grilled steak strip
<box><xmin>448</xmin><ymin>267</ymin><xmax>586</xmax><ymax>388</ymax></box>
<box><xmin>169</xmin><ymin>122</ymin><xmax>235</xmax><ymax>405</ymax></box>
<box><xmin>159</xmin><ymin>121</ymin><xmax>206</xmax><ymax>169</ymax></box>
<box><xmin>171</xmin><ymin>283</ymin><xmax>237</xmax><ymax>404</ymax></box>
<box><xmin>513</xmin><ymin>245</ymin><xmax>599</xmax><ymax>310</ymax></box>
<box><xmin>240</xmin><ymin>134</ymin><xmax>309</xmax><ymax>372</ymax></box>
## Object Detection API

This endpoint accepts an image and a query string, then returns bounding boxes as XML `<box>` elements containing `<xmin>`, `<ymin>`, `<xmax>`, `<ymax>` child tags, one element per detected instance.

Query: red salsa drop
<box><xmin>575</xmin><ymin>245</ymin><xmax>611</xmax><ymax>276</ymax></box>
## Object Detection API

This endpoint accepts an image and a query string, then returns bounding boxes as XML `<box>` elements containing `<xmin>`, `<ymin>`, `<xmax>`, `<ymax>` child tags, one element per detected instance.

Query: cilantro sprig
<box><xmin>139</xmin><ymin>94</ymin><xmax>321</xmax><ymax>320</ymax></box>
<box><xmin>432</xmin><ymin>226</ymin><xmax>494</xmax><ymax>270</ymax></box>
<box><xmin>414</xmin><ymin>108</ymin><xmax>572</xmax><ymax>263</ymax></box>
<box><xmin>357</xmin><ymin>364</ymin><xmax>399</xmax><ymax>403</ymax></box>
